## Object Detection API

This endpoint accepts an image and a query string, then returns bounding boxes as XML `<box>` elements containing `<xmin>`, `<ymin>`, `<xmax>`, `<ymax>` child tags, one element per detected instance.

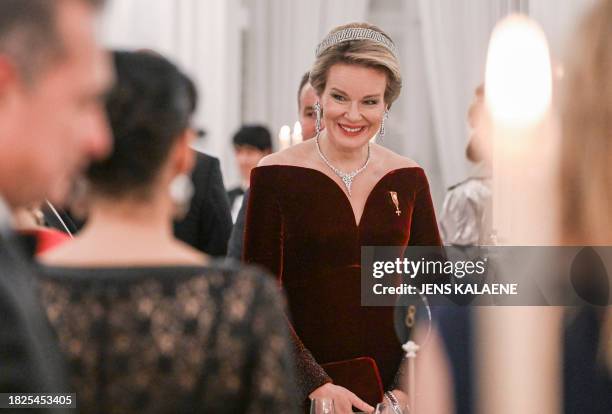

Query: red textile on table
<box><xmin>243</xmin><ymin>165</ymin><xmax>441</xmax><ymax>402</ymax></box>
<box><xmin>20</xmin><ymin>228</ymin><xmax>71</xmax><ymax>255</ymax></box>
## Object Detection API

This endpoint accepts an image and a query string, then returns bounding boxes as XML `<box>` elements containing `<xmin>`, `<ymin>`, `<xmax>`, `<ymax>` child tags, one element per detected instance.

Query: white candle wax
<box><xmin>292</xmin><ymin>121</ymin><xmax>303</xmax><ymax>145</ymax></box>
<box><xmin>278</xmin><ymin>125</ymin><xmax>291</xmax><ymax>151</ymax></box>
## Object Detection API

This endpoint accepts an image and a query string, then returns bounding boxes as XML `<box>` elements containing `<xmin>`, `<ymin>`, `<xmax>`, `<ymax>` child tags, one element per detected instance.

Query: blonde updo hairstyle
<box><xmin>309</xmin><ymin>22</ymin><xmax>402</xmax><ymax>108</ymax></box>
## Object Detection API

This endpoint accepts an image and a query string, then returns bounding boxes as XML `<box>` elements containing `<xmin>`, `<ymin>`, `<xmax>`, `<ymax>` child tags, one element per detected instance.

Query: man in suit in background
<box><xmin>226</xmin><ymin>125</ymin><xmax>273</xmax><ymax>222</ymax></box>
<box><xmin>171</xmin><ymin>72</ymin><xmax>233</xmax><ymax>257</ymax></box>
<box><xmin>173</xmin><ymin>151</ymin><xmax>233</xmax><ymax>256</ymax></box>
<box><xmin>0</xmin><ymin>0</ymin><xmax>113</xmax><ymax>401</ymax></box>
<box><xmin>227</xmin><ymin>72</ymin><xmax>318</xmax><ymax>259</ymax></box>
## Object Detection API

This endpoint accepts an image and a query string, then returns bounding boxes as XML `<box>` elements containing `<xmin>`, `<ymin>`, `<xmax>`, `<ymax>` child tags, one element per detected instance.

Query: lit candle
<box><xmin>478</xmin><ymin>14</ymin><xmax>561</xmax><ymax>414</ymax></box>
<box><xmin>292</xmin><ymin>121</ymin><xmax>303</xmax><ymax>145</ymax></box>
<box><xmin>278</xmin><ymin>125</ymin><xmax>291</xmax><ymax>151</ymax></box>
<box><xmin>484</xmin><ymin>13</ymin><xmax>554</xmax><ymax>244</ymax></box>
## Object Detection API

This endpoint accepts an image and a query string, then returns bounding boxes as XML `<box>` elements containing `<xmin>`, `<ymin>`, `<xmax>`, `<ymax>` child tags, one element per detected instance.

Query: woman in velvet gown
<box><xmin>244</xmin><ymin>22</ymin><xmax>441</xmax><ymax>413</ymax></box>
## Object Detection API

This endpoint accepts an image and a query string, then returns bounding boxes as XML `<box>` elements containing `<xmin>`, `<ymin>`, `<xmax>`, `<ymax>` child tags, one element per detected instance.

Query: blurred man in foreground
<box><xmin>0</xmin><ymin>0</ymin><xmax>113</xmax><ymax>399</ymax></box>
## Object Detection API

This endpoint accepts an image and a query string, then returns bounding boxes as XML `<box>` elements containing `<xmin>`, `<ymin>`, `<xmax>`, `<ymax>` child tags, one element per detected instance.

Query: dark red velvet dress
<box><xmin>243</xmin><ymin>165</ymin><xmax>441</xmax><ymax>404</ymax></box>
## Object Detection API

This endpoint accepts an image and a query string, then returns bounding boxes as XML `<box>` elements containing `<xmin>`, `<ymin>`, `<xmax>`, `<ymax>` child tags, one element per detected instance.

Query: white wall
<box><xmin>100</xmin><ymin>0</ymin><xmax>245</xmax><ymax>187</ymax></box>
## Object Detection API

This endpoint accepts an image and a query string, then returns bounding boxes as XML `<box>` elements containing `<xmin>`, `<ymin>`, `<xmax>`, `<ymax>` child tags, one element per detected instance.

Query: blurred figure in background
<box><xmin>227</xmin><ymin>125</ymin><xmax>272</xmax><ymax>222</ymax></box>
<box><xmin>417</xmin><ymin>2</ymin><xmax>612</xmax><ymax>413</ymax></box>
<box><xmin>0</xmin><ymin>0</ymin><xmax>112</xmax><ymax>401</ymax></box>
<box><xmin>173</xmin><ymin>74</ymin><xmax>233</xmax><ymax>257</ymax></box>
<box><xmin>297</xmin><ymin>71</ymin><xmax>319</xmax><ymax>141</ymax></box>
<box><xmin>439</xmin><ymin>84</ymin><xmax>493</xmax><ymax>247</ymax></box>
<box><xmin>559</xmin><ymin>0</ymin><xmax>612</xmax><ymax>411</ymax></box>
<box><xmin>39</xmin><ymin>51</ymin><xmax>297</xmax><ymax>413</ymax></box>
<box><xmin>227</xmin><ymin>72</ymin><xmax>319</xmax><ymax>259</ymax></box>
<box><xmin>412</xmin><ymin>84</ymin><xmax>492</xmax><ymax>414</ymax></box>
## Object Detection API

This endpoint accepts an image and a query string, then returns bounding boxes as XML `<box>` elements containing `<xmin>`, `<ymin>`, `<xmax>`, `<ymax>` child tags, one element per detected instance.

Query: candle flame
<box><xmin>279</xmin><ymin>125</ymin><xmax>290</xmax><ymax>140</ymax></box>
<box><xmin>293</xmin><ymin>121</ymin><xmax>302</xmax><ymax>135</ymax></box>
<box><xmin>485</xmin><ymin>14</ymin><xmax>552</xmax><ymax>127</ymax></box>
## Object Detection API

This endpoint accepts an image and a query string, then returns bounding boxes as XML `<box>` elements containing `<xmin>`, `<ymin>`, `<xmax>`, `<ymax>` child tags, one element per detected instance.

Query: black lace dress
<box><xmin>36</xmin><ymin>261</ymin><xmax>298</xmax><ymax>414</ymax></box>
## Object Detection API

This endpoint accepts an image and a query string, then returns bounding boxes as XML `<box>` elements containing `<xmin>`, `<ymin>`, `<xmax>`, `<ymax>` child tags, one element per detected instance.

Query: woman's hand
<box><xmin>309</xmin><ymin>383</ymin><xmax>373</xmax><ymax>414</ymax></box>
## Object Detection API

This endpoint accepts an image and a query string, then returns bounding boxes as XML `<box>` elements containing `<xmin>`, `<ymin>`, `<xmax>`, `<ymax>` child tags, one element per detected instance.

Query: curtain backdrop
<box><xmin>242</xmin><ymin>0</ymin><xmax>369</xmax><ymax>147</ymax></box>
<box><xmin>528</xmin><ymin>0</ymin><xmax>598</xmax><ymax>58</ymax></box>
<box><xmin>100</xmin><ymin>0</ymin><xmax>244</xmax><ymax>185</ymax></box>
<box><xmin>98</xmin><ymin>0</ymin><xmax>597</xmax><ymax>201</ymax></box>
<box><xmin>378</xmin><ymin>0</ymin><xmax>594</xmax><ymax>210</ymax></box>
<box><xmin>406</xmin><ymin>0</ymin><xmax>524</xmax><ymax>208</ymax></box>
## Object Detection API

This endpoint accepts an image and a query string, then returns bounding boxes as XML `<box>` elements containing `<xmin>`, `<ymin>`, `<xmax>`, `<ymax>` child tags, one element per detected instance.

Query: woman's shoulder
<box><xmin>208</xmin><ymin>258</ymin><xmax>274</xmax><ymax>282</ymax></box>
<box><xmin>370</xmin><ymin>145</ymin><xmax>434</xmax><ymax>193</ymax></box>
<box><xmin>217</xmin><ymin>259</ymin><xmax>283</xmax><ymax>289</ymax></box>
<box><xmin>250</xmin><ymin>141</ymin><xmax>319</xmax><ymax>187</ymax></box>
<box><xmin>257</xmin><ymin>139</ymin><xmax>314</xmax><ymax>168</ymax></box>
<box><xmin>203</xmin><ymin>260</ymin><xmax>286</xmax><ymax>310</ymax></box>
<box><xmin>371</xmin><ymin>144</ymin><xmax>423</xmax><ymax>175</ymax></box>
<box><xmin>39</xmin><ymin>238</ymin><xmax>208</xmax><ymax>268</ymax></box>
<box><xmin>373</xmin><ymin>144</ymin><xmax>420</xmax><ymax>169</ymax></box>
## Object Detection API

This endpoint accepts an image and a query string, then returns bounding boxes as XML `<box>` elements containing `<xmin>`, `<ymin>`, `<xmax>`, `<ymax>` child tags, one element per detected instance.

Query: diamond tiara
<box><xmin>315</xmin><ymin>27</ymin><xmax>399</xmax><ymax>59</ymax></box>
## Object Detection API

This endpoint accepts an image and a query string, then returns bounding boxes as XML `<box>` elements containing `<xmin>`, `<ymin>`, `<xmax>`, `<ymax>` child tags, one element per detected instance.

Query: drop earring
<box><xmin>379</xmin><ymin>109</ymin><xmax>389</xmax><ymax>141</ymax></box>
<box><xmin>314</xmin><ymin>101</ymin><xmax>322</xmax><ymax>135</ymax></box>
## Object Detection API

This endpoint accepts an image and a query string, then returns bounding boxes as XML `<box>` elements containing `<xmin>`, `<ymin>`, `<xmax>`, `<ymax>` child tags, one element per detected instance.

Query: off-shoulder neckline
<box><xmin>253</xmin><ymin>165</ymin><xmax>425</xmax><ymax>228</ymax></box>
<box><xmin>255</xmin><ymin>164</ymin><xmax>423</xmax><ymax>175</ymax></box>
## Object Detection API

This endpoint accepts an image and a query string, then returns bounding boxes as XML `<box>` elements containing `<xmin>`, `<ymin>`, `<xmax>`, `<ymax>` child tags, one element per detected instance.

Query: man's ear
<box><xmin>173</xmin><ymin>128</ymin><xmax>196</xmax><ymax>176</ymax></box>
<box><xmin>0</xmin><ymin>56</ymin><xmax>20</xmax><ymax>106</ymax></box>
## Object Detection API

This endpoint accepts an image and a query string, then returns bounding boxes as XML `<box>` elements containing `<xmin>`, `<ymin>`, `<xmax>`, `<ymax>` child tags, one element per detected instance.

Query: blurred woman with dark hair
<box><xmin>38</xmin><ymin>51</ymin><xmax>297</xmax><ymax>413</ymax></box>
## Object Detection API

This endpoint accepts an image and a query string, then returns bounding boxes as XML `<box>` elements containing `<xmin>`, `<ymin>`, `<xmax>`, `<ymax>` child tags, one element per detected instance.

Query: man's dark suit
<box><xmin>227</xmin><ymin>190</ymin><xmax>249</xmax><ymax>260</ymax></box>
<box><xmin>0</xmin><ymin>230</ymin><xmax>68</xmax><ymax>413</ymax></box>
<box><xmin>173</xmin><ymin>152</ymin><xmax>233</xmax><ymax>256</ymax></box>
<box><xmin>227</xmin><ymin>187</ymin><xmax>245</xmax><ymax>211</ymax></box>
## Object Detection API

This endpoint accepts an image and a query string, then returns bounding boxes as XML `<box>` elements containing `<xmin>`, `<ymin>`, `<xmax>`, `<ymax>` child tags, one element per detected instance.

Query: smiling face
<box><xmin>320</xmin><ymin>63</ymin><xmax>387</xmax><ymax>149</ymax></box>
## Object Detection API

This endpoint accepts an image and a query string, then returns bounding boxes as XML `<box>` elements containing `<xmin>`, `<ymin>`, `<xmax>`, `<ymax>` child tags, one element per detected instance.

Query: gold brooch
<box><xmin>389</xmin><ymin>191</ymin><xmax>401</xmax><ymax>216</ymax></box>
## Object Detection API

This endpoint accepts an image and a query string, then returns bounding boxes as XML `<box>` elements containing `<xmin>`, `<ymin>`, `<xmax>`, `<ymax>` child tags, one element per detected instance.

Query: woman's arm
<box><xmin>243</xmin><ymin>167</ymin><xmax>332</xmax><ymax>401</ymax></box>
<box><xmin>243</xmin><ymin>274</ymin><xmax>299</xmax><ymax>413</ymax></box>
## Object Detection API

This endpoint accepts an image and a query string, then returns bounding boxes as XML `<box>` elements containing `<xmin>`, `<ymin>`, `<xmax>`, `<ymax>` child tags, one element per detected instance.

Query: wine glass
<box><xmin>373</xmin><ymin>402</ymin><xmax>393</xmax><ymax>413</ymax></box>
<box><xmin>373</xmin><ymin>401</ymin><xmax>411</xmax><ymax>414</ymax></box>
<box><xmin>309</xmin><ymin>398</ymin><xmax>334</xmax><ymax>414</ymax></box>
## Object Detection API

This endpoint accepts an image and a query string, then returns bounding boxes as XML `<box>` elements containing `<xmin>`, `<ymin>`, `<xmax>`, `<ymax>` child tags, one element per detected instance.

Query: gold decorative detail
<box><xmin>389</xmin><ymin>191</ymin><xmax>401</xmax><ymax>216</ymax></box>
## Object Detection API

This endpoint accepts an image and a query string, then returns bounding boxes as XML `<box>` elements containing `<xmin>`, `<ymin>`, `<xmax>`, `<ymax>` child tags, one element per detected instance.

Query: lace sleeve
<box><xmin>240</xmin><ymin>273</ymin><xmax>299</xmax><ymax>413</ymax></box>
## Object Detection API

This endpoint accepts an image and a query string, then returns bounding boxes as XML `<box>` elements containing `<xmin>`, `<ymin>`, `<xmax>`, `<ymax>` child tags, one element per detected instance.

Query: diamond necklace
<box><xmin>315</xmin><ymin>134</ymin><xmax>371</xmax><ymax>196</ymax></box>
